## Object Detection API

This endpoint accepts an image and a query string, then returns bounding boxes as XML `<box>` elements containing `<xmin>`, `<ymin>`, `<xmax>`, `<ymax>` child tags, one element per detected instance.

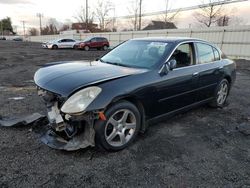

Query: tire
<box><xmin>209</xmin><ymin>79</ymin><xmax>230</xmax><ymax>108</ymax></box>
<box><xmin>103</xmin><ymin>45</ymin><xmax>108</xmax><ymax>51</ymax></box>
<box><xmin>84</xmin><ymin>46</ymin><xmax>90</xmax><ymax>51</ymax></box>
<box><xmin>73</xmin><ymin>45</ymin><xmax>78</xmax><ymax>50</ymax></box>
<box><xmin>52</xmin><ymin>45</ymin><xmax>58</xmax><ymax>49</ymax></box>
<box><xmin>94</xmin><ymin>101</ymin><xmax>141</xmax><ymax>151</ymax></box>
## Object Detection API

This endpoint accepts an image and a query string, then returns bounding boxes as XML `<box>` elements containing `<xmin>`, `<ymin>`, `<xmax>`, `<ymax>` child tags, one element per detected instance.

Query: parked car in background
<box><xmin>0</xmin><ymin>36</ymin><xmax>6</xmax><ymax>40</ymax></box>
<box><xmin>13</xmin><ymin>37</ymin><xmax>23</xmax><ymax>41</ymax></box>
<box><xmin>42</xmin><ymin>39</ymin><xmax>78</xmax><ymax>49</ymax></box>
<box><xmin>75</xmin><ymin>37</ymin><xmax>109</xmax><ymax>51</ymax></box>
<box><xmin>34</xmin><ymin>37</ymin><xmax>236</xmax><ymax>151</ymax></box>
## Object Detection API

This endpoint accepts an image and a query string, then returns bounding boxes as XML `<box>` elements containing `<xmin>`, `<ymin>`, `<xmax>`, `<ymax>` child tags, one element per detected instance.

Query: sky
<box><xmin>0</xmin><ymin>0</ymin><xmax>249</xmax><ymax>33</ymax></box>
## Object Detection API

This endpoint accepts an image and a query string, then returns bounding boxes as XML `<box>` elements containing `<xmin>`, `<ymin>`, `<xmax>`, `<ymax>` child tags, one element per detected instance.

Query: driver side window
<box><xmin>170</xmin><ymin>43</ymin><xmax>194</xmax><ymax>68</ymax></box>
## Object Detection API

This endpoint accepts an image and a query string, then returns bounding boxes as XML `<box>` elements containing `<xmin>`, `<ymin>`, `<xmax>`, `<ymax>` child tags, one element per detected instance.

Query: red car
<box><xmin>76</xmin><ymin>37</ymin><xmax>110</xmax><ymax>51</ymax></box>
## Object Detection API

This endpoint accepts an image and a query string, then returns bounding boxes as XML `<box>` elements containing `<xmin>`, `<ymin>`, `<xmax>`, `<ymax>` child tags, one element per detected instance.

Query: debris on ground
<box><xmin>0</xmin><ymin>113</ymin><xmax>45</xmax><ymax>127</ymax></box>
<box><xmin>236</xmin><ymin>123</ymin><xmax>250</xmax><ymax>136</ymax></box>
<box><xmin>8</xmin><ymin>97</ymin><xmax>25</xmax><ymax>100</ymax></box>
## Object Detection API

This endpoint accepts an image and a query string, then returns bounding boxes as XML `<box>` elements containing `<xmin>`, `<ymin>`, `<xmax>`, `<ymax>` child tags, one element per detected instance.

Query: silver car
<box><xmin>42</xmin><ymin>39</ymin><xmax>78</xmax><ymax>49</ymax></box>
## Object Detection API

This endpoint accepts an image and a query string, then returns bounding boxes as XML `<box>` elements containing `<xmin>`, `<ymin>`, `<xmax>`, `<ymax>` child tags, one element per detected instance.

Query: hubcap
<box><xmin>104</xmin><ymin>109</ymin><xmax>136</xmax><ymax>147</ymax></box>
<box><xmin>217</xmin><ymin>82</ymin><xmax>228</xmax><ymax>105</ymax></box>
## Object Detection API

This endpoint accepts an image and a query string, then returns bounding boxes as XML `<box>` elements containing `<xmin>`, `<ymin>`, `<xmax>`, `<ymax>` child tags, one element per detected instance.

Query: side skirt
<box><xmin>146</xmin><ymin>98</ymin><xmax>213</xmax><ymax>126</ymax></box>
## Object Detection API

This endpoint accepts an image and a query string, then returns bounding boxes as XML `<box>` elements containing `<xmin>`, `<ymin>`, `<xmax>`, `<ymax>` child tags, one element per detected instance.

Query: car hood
<box><xmin>34</xmin><ymin>61</ymin><xmax>147</xmax><ymax>97</ymax></box>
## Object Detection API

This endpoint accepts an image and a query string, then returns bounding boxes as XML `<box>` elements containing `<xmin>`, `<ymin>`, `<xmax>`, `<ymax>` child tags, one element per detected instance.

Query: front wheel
<box><xmin>94</xmin><ymin>101</ymin><xmax>141</xmax><ymax>151</ymax></box>
<box><xmin>84</xmin><ymin>46</ymin><xmax>90</xmax><ymax>51</ymax></box>
<box><xmin>52</xmin><ymin>45</ymin><xmax>58</xmax><ymax>49</ymax></box>
<box><xmin>209</xmin><ymin>79</ymin><xmax>230</xmax><ymax>108</ymax></box>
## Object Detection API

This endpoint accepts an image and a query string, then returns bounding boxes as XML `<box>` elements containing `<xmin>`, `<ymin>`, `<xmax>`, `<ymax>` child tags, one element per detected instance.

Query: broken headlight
<box><xmin>61</xmin><ymin>86</ymin><xmax>102</xmax><ymax>114</ymax></box>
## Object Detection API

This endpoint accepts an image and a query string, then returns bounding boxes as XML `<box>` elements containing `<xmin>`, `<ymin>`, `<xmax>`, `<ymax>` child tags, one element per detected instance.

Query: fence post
<box><xmin>220</xmin><ymin>29</ymin><xmax>226</xmax><ymax>50</ymax></box>
<box><xmin>119</xmin><ymin>32</ymin><xmax>121</xmax><ymax>43</ymax></box>
<box><xmin>190</xmin><ymin>30</ymin><xmax>193</xmax><ymax>37</ymax></box>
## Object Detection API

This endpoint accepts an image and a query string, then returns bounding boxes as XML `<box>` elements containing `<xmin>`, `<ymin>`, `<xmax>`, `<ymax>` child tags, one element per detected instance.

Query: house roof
<box><xmin>143</xmin><ymin>21</ymin><xmax>177</xmax><ymax>30</ymax></box>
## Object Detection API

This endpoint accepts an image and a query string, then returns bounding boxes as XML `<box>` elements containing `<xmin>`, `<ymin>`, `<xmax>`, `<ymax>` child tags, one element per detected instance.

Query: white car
<box><xmin>42</xmin><ymin>39</ymin><xmax>78</xmax><ymax>49</ymax></box>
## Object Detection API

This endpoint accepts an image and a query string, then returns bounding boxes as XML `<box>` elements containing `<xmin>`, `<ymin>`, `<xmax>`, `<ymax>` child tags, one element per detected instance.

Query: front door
<box><xmin>156</xmin><ymin>42</ymin><xmax>200</xmax><ymax>116</ymax></box>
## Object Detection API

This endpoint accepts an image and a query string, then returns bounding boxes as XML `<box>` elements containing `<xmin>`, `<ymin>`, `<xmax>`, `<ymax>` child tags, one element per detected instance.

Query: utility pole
<box><xmin>138</xmin><ymin>0</ymin><xmax>142</xmax><ymax>30</ymax></box>
<box><xmin>36</xmin><ymin>13</ymin><xmax>43</xmax><ymax>35</ymax></box>
<box><xmin>1</xmin><ymin>21</ymin><xmax>3</xmax><ymax>38</ymax></box>
<box><xmin>85</xmin><ymin>0</ymin><xmax>88</xmax><ymax>31</ymax></box>
<box><xmin>21</xmin><ymin>20</ymin><xmax>26</xmax><ymax>36</ymax></box>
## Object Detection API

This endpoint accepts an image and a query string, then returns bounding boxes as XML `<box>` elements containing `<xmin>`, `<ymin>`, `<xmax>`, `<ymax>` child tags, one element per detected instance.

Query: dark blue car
<box><xmin>34</xmin><ymin>37</ymin><xmax>236</xmax><ymax>151</ymax></box>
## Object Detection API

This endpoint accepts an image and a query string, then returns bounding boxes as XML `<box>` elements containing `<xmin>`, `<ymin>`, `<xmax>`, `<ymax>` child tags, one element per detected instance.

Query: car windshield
<box><xmin>100</xmin><ymin>40</ymin><xmax>172</xmax><ymax>69</ymax></box>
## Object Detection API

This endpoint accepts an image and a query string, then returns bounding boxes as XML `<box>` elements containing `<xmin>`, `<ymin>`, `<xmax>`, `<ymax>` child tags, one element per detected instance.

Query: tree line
<box><xmin>1</xmin><ymin>0</ymin><xmax>246</xmax><ymax>36</ymax></box>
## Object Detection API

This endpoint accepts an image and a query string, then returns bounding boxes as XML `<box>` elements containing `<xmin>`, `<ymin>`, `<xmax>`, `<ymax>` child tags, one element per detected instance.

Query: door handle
<box><xmin>193</xmin><ymin>72</ymin><xmax>199</xmax><ymax>76</ymax></box>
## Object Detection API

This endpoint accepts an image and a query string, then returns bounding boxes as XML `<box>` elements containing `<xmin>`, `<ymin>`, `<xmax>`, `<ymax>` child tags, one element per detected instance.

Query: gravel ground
<box><xmin>0</xmin><ymin>41</ymin><xmax>250</xmax><ymax>188</ymax></box>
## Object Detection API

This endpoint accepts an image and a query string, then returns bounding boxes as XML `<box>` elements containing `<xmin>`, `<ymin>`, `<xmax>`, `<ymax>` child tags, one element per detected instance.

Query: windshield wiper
<box><xmin>99</xmin><ymin>59</ymin><xmax>132</xmax><ymax>68</ymax></box>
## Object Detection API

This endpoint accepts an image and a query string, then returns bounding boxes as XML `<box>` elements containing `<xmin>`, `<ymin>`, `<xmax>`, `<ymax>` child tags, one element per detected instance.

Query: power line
<box><xmin>109</xmin><ymin>0</ymin><xmax>248</xmax><ymax>19</ymax></box>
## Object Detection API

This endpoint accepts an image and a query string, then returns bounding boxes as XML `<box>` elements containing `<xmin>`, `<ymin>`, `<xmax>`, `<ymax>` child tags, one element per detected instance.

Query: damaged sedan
<box><xmin>34</xmin><ymin>37</ymin><xmax>236</xmax><ymax>151</ymax></box>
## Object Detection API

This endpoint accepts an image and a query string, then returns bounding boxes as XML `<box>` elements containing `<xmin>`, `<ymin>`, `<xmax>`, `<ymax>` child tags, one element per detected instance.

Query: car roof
<box><xmin>131</xmin><ymin>37</ymin><xmax>208</xmax><ymax>44</ymax></box>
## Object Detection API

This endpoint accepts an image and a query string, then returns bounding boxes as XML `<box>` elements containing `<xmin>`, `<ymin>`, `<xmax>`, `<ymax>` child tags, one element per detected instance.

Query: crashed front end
<box><xmin>37</xmin><ymin>88</ymin><xmax>102</xmax><ymax>151</ymax></box>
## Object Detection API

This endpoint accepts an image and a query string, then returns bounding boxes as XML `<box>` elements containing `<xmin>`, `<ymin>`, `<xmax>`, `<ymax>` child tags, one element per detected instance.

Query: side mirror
<box><xmin>168</xmin><ymin>59</ymin><xmax>177</xmax><ymax>70</ymax></box>
<box><xmin>159</xmin><ymin>59</ymin><xmax>177</xmax><ymax>76</ymax></box>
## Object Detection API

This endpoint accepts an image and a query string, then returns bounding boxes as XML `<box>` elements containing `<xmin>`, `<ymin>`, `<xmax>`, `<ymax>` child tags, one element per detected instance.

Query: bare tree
<box><xmin>95</xmin><ymin>0</ymin><xmax>113</xmax><ymax>30</ymax></box>
<box><xmin>74</xmin><ymin>6</ymin><xmax>94</xmax><ymax>25</ymax></box>
<box><xmin>216</xmin><ymin>15</ymin><xmax>230</xmax><ymax>26</ymax></box>
<box><xmin>28</xmin><ymin>28</ymin><xmax>38</xmax><ymax>36</ymax></box>
<box><xmin>161</xmin><ymin>0</ymin><xmax>180</xmax><ymax>24</ymax></box>
<box><xmin>194</xmin><ymin>0</ymin><xmax>224</xmax><ymax>27</ymax></box>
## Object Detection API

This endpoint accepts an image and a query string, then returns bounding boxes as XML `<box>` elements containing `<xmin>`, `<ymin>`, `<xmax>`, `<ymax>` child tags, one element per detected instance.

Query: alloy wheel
<box><xmin>217</xmin><ymin>82</ymin><xmax>228</xmax><ymax>105</ymax></box>
<box><xmin>104</xmin><ymin>109</ymin><xmax>137</xmax><ymax>147</ymax></box>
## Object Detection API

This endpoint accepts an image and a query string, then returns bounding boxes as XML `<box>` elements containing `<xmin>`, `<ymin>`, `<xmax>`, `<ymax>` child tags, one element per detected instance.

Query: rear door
<box><xmin>156</xmin><ymin>42</ymin><xmax>200</xmax><ymax>116</ymax></box>
<box><xmin>194</xmin><ymin>42</ymin><xmax>224</xmax><ymax>101</ymax></box>
<box><xmin>90</xmin><ymin>38</ymin><xmax>98</xmax><ymax>48</ymax></box>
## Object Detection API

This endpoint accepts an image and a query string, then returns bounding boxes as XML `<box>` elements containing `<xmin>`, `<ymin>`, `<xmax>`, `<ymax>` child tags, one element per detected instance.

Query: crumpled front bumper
<box><xmin>38</xmin><ymin>89</ymin><xmax>97</xmax><ymax>151</ymax></box>
<box><xmin>41</xmin><ymin>124</ymin><xmax>95</xmax><ymax>151</ymax></box>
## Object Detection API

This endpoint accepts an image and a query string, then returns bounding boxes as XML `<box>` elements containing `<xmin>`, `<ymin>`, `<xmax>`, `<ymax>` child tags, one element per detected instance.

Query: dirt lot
<box><xmin>0</xmin><ymin>41</ymin><xmax>250</xmax><ymax>187</ymax></box>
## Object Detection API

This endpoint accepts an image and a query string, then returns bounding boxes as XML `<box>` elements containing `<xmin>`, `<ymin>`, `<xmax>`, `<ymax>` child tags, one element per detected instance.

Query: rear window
<box><xmin>196</xmin><ymin>43</ymin><xmax>215</xmax><ymax>64</ymax></box>
<box><xmin>97</xmin><ymin>38</ymin><xmax>107</xmax><ymax>42</ymax></box>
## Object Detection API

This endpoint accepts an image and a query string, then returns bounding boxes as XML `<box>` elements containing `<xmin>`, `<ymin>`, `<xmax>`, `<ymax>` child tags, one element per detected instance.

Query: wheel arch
<box><xmin>224</xmin><ymin>75</ymin><xmax>231</xmax><ymax>85</ymax></box>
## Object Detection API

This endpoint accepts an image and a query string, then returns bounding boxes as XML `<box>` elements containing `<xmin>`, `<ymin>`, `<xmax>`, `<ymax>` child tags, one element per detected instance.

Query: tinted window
<box><xmin>197</xmin><ymin>43</ymin><xmax>215</xmax><ymax>64</ymax></box>
<box><xmin>91</xmin><ymin>38</ymin><xmax>97</xmax><ymax>42</ymax></box>
<box><xmin>60</xmin><ymin>39</ymin><xmax>68</xmax><ymax>42</ymax></box>
<box><xmin>66</xmin><ymin>39</ymin><xmax>75</xmax><ymax>42</ymax></box>
<box><xmin>213</xmin><ymin>47</ymin><xmax>220</xmax><ymax>61</ymax></box>
<box><xmin>170</xmin><ymin>43</ymin><xmax>194</xmax><ymax>68</ymax></box>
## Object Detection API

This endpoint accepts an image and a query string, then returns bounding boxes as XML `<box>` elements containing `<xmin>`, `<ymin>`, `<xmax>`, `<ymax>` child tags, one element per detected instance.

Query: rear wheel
<box><xmin>94</xmin><ymin>101</ymin><xmax>141</xmax><ymax>151</ymax></box>
<box><xmin>84</xmin><ymin>46</ymin><xmax>90</xmax><ymax>51</ymax></box>
<box><xmin>209</xmin><ymin>79</ymin><xmax>230</xmax><ymax>108</ymax></box>
<box><xmin>52</xmin><ymin>45</ymin><xmax>58</xmax><ymax>49</ymax></box>
<box><xmin>103</xmin><ymin>45</ymin><xmax>108</xmax><ymax>51</ymax></box>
